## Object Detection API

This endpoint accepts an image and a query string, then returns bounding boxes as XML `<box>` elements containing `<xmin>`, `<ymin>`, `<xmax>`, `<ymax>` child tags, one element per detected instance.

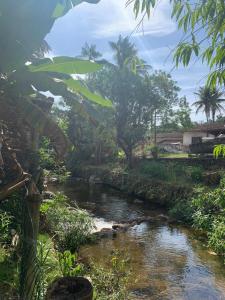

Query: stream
<box><xmin>52</xmin><ymin>181</ymin><xmax>225</xmax><ymax>300</ymax></box>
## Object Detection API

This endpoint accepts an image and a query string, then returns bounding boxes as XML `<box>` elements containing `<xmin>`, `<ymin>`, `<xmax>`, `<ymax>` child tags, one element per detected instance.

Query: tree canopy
<box><xmin>128</xmin><ymin>0</ymin><xmax>225</xmax><ymax>87</ymax></box>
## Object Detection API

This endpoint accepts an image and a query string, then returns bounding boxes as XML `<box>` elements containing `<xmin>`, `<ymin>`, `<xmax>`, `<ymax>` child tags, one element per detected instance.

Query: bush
<box><xmin>139</xmin><ymin>161</ymin><xmax>168</xmax><ymax>181</ymax></box>
<box><xmin>0</xmin><ymin>210</ymin><xmax>12</xmax><ymax>244</ymax></box>
<box><xmin>189</xmin><ymin>166</ymin><xmax>203</xmax><ymax>183</ymax></box>
<box><xmin>89</xmin><ymin>250</ymin><xmax>131</xmax><ymax>300</ymax></box>
<box><xmin>169</xmin><ymin>200</ymin><xmax>194</xmax><ymax>224</ymax></box>
<box><xmin>41</xmin><ymin>193</ymin><xmax>95</xmax><ymax>252</ymax></box>
<box><xmin>58</xmin><ymin>250</ymin><xmax>84</xmax><ymax>277</ymax></box>
<box><xmin>191</xmin><ymin>181</ymin><xmax>225</xmax><ymax>258</ymax></box>
<box><xmin>208</xmin><ymin>219</ymin><xmax>225</xmax><ymax>257</ymax></box>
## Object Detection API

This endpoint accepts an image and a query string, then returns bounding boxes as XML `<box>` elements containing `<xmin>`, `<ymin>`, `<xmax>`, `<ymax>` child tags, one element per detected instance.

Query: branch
<box><xmin>0</xmin><ymin>173</ymin><xmax>31</xmax><ymax>202</ymax></box>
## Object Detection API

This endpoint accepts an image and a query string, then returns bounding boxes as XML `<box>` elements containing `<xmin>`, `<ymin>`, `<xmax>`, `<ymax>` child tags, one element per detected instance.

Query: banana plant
<box><xmin>28</xmin><ymin>57</ymin><xmax>112</xmax><ymax>107</ymax></box>
<box><xmin>0</xmin><ymin>0</ymin><xmax>101</xmax><ymax>72</ymax></box>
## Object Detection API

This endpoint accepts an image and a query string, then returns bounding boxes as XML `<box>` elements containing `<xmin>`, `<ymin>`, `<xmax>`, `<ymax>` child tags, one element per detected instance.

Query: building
<box><xmin>154</xmin><ymin>123</ymin><xmax>225</xmax><ymax>155</ymax></box>
<box><xmin>183</xmin><ymin>123</ymin><xmax>225</xmax><ymax>154</ymax></box>
<box><xmin>156</xmin><ymin>132</ymin><xmax>183</xmax><ymax>153</ymax></box>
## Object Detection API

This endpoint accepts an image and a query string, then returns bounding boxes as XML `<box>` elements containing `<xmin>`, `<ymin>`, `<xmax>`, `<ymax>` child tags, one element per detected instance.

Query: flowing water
<box><xmin>53</xmin><ymin>181</ymin><xmax>225</xmax><ymax>300</ymax></box>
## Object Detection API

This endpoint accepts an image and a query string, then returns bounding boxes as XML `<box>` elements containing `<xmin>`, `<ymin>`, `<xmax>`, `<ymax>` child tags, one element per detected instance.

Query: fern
<box><xmin>214</xmin><ymin>144</ymin><xmax>225</xmax><ymax>158</ymax></box>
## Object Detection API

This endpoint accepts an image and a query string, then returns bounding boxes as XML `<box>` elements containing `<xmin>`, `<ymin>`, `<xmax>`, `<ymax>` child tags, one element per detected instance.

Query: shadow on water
<box><xmin>51</xmin><ymin>182</ymin><xmax>225</xmax><ymax>300</ymax></box>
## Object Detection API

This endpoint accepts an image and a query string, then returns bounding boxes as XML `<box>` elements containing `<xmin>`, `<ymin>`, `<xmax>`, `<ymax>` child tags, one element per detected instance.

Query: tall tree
<box><xmin>109</xmin><ymin>35</ymin><xmax>138</xmax><ymax>69</ymax></box>
<box><xmin>210</xmin><ymin>89</ymin><xmax>225</xmax><ymax>122</ymax></box>
<box><xmin>87</xmin><ymin>39</ymin><xmax>180</xmax><ymax>166</ymax></box>
<box><xmin>175</xmin><ymin>97</ymin><xmax>193</xmax><ymax>129</ymax></box>
<box><xmin>193</xmin><ymin>86</ymin><xmax>224</xmax><ymax>122</ymax></box>
<box><xmin>81</xmin><ymin>43</ymin><xmax>102</xmax><ymax>60</ymax></box>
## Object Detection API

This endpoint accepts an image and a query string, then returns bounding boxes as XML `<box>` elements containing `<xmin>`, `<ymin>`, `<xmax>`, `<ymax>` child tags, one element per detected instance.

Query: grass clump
<box><xmin>137</xmin><ymin>160</ymin><xmax>203</xmax><ymax>184</ymax></box>
<box><xmin>89</xmin><ymin>250</ymin><xmax>131</xmax><ymax>300</ymax></box>
<box><xmin>40</xmin><ymin>192</ymin><xmax>95</xmax><ymax>252</ymax></box>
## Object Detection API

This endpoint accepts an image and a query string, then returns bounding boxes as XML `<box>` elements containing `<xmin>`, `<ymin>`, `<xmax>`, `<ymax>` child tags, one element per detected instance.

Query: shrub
<box><xmin>208</xmin><ymin>219</ymin><xmax>225</xmax><ymax>257</ymax></box>
<box><xmin>89</xmin><ymin>250</ymin><xmax>131</xmax><ymax>300</ymax></box>
<box><xmin>139</xmin><ymin>161</ymin><xmax>168</xmax><ymax>181</ymax></box>
<box><xmin>41</xmin><ymin>193</ymin><xmax>95</xmax><ymax>252</ymax></box>
<box><xmin>189</xmin><ymin>166</ymin><xmax>203</xmax><ymax>182</ymax></box>
<box><xmin>58</xmin><ymin>250</ymin><xmax>84</xmax><ymax>277</ymax></box>
<box><xmin>169</xmin><ymin>200</ymin><xmax>194</xmax><ymax>224</ymax></box>
<box><xmin>191</xmin><ymin>183</ymin><xmax>225</xmax><ymax>258</ymax></box>
<box><xmin>0</xmin><ymin>210</ymin><xmax>12</xmax><ymax>244</ymax></box>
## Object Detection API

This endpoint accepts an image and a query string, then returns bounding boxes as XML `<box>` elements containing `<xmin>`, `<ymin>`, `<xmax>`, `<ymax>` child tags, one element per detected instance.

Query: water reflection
<box><xmin>51</xmin><ymin>182</ymin><xmax>225</xmax><ymax>299</ymax></box>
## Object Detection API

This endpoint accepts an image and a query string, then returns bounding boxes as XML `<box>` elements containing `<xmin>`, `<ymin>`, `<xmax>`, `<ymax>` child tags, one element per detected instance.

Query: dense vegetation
<box><xmin>1</xmin><ymin>0</ymin><xmax>225</xmax><ymax>299</ymax></box>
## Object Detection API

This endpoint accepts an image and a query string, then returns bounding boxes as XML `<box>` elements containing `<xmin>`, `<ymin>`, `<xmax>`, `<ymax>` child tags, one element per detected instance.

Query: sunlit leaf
<box><xmin>64</xmin><ymin>79</ymin><xmax>113</xmax><ymax>107</ymax></box>
<box><xmin>29</xmin><ymin>57</ymin><xmax>102</xmax><ymax>74</ymax></box>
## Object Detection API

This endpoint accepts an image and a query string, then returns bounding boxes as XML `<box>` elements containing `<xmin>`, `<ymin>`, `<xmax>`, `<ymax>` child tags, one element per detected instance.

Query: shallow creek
<box><xmin>52</xmin><ymin>182</ymin><xmax>225</xmax><ymax>300</ymax></box>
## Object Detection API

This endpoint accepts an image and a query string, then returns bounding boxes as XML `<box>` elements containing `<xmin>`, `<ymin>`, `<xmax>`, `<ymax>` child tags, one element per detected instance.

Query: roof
<box><xmin>156</xmin><ymin>132</ymin><xmax>183</xmax><ymax>144</ymax></box>
<box><xmin>184</xmin><ymin>122</ymin><xmax>225</xmax><ymax>135</ymax></box>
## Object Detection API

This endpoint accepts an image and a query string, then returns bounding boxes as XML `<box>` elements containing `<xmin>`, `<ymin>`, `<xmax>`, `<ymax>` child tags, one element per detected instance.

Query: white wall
<box><xmin>183</xmin><ymin>132</ymin><xmax>215</xmax><ymax>146</ymax></box>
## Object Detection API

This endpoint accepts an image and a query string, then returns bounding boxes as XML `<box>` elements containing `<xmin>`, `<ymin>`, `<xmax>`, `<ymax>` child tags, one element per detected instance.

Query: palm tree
<box><xmin>81</xmin><ymin>43</ymin><xmax>102</xmax><ymax>60</ymax></box>
<box><xmin>109</xmin><ymin>35</ymin><xmax>138</xmax><ymax>69</ymax></box>
<box><xmin>193</xmin><ymin>86</ymin><xmax>225</xmax><ymax>122</ymax></box>
<box><xmin>210</xmin><ymin>89</ymin><xmax>225</xmax><ymax>122</ymax></box>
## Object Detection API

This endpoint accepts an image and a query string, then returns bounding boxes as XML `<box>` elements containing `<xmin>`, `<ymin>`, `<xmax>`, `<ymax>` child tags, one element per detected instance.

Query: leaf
<box><xmin>64</xmin><ymin>79</ymin><xmax>113</xmax><ymax>107</ymax></box>
<box><xmin>29</xmin><ymin>57</ymin><xmax>102</xmax><ymax>74</ymax></box>
<box><xmin>214</xmin><ymin>145</ymin><xmax>225</xmax><ymax>158</ymax></box>
<box><xmin>52</xmin><ymin>0</ymin><xmax>100</xmax><ymax>18</ymax></box>
<box><xmin>52</xmin><ymin>2</ymin><xmax>67</xmax><ymax>18</ymax></box>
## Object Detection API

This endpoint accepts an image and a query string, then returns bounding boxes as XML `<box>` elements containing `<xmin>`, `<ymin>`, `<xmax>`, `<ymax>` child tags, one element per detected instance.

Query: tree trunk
<box><xmin>124</xmin><ymin>147</ymin><xmax>133</xmax><ymax>168</ymax></box>
<box><xmin>212</xmin><ymin>109</ymin><xmax>216</xmax><ymax>123</ymax></box>
<box><xmin>154</xmin><ymin>110</ymin><xmax>157</xmax><ymax>145</ymax></box>
<box><xmin>20</xmin><ymin>131</ymin><xmax>42</xmax><ymax>299</ymax></box>
<box><xmin>117</xmin><ymin>136</ymin><xmax>133</xmax><ymax>168</ymax></box>
<box><xmin>20</xmin><ymin>181</ymin><xmax>41</xmax><ymax>299</ymax></box>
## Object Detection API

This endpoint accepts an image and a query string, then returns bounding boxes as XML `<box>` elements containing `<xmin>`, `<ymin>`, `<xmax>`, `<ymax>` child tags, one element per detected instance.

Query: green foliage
<box><xmin>0</xmin><ymin>210</ymin><xmax>12</xmax><ymax>244</ymax></box>
<box><xmin>58</xmin><ymin>250</ymin><xmax>84</xmax><ymax>277</ymax></box>
<box><xmin>189</xmin><ymin>167</ymin><xmax>203</xmax><ymax>183</ymax></box>
<box><xmin>0</xmin><ymin>193</ymin><xmax>22</xmax><ymax>240</ymax></box>
<box><xmin>214</xmin><ymin>144</ymin><xmax>225</xmax><ymax>158</ymax></box>
<box><xmin>90</xmin><ymin>250</ymin><xmax>131</xmax><ymax>300</ymax></box>
<box><xmin>52</xmin><ymin>0</ymin><xmax>100</xmax><ymax>19</ymax></box>
<box><xmin>29</xmin><ymin>57</ymin><xmax>102</xmax><ymax>74</ymax></box>
<box><xmin>138</xmin><ymin>161</ymin><xmax>203</xmax><ymax>184</ymax></box>
<box><xmin>208</xmin><ymin>219</ymin><xmax>225</xmax><ymax>257</ymax></box>
<box><xmin>169</xmin><ymin>200</ymin><xmax>194</xmax><ymax>224</ymax></box>
<box><xmin>39</xmin><ymin>137</ymin><xmax>71</xmax><ymax>183</ymax></box>
<box><xmin>88</xmin><ymin>40</ymin><xmax>180</xmax><ymax>165</ymax></box>
<box><xmin>193</xmin><ymin>86</ymin><xmax>224</xmax><ymax>122</ymax></box>
<box><xmin>191</xmin><ymin>180</ymin><xmax>225</xmax><ymax>258</ymax></box>
<box><xmin>41</xmin><ymin>193</ymin><xmax>95</xmax><ymax>252</ymax></box>
<box><xmin>64</xmin><ymin>79</ymin><xmax>112</xmax><ymax>107</ymax></box>
<box><xmin>64</xmin><ymin>104</ymin><xmax>117</xmax><ymax>168</ymax></box>
<box><xmin>173</xmin><ymin>97</ymin><xmax>193</xmax><ymax>129</ymax></box>
<box><xmin>81</xmin><ymin>43</ymin><xmax>102</xmax><ymax>60</ymax></box>
<box><xmin>39</xmin><ymin>137</ymin><xmax>57</xmax><ymax>170</ymax></box>
<box><xmin>128</xmin><ymin>0</ymin><xmax>225</xmax><ymax>87</ymax></box>
<box><xmin>139</xmin><ymin>161</ymin><xmax>168</xmax><ymax>180</ymax></box>
<box><xmin>35</xmin><ymin>235</ymin><xmax>60</xmax><ymax>299</ymax></box>
<box><xmin>0</xmin><ymin>248</ymin><xmax>19</xmax><ymax>298</ymax></box>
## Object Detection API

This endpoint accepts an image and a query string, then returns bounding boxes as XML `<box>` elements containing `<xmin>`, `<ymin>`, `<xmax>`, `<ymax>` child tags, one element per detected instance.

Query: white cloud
<box><xmin>77</xmin><ymin>0</ymin><xmax>176</xmax><ymax>38</ymax></box>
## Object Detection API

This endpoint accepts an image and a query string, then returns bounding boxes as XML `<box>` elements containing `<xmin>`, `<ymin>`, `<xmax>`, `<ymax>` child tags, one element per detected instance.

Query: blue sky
<box><xmin>46</xmin><ymin>0</ymin><xmax>210</xmax><ymax>121</ymax></box>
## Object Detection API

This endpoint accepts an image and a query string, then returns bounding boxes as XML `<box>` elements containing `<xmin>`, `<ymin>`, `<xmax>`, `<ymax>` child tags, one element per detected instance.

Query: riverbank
<box><xmin>71</xmin><ymin>160</ymin><xmax>225</xmax><ymax>261</ymax></box>
<box><xmin>58</xmin><ymin>181</ymin><xmax>225</xmax><ymax>299</ymax></box>
<box><xmin>72</xmin><ymin>161</ymin><xmax>194</xmax><ymax>207</ymax></box>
